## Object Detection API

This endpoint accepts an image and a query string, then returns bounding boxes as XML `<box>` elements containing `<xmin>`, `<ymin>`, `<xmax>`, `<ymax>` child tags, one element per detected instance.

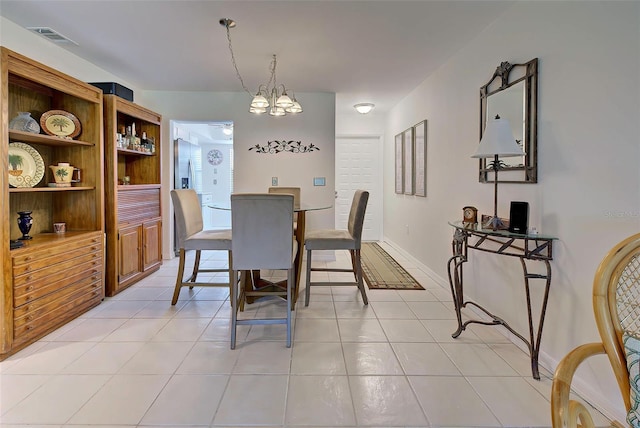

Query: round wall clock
<box><xmin>207</xmin><ymin>149</ymin><xmax>223</xmax><ymax>165</ymax></box>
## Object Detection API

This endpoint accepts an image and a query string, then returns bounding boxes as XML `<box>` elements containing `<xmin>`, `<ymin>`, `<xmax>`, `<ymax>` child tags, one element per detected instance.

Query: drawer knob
<box><xmin>26</xmin><ymin>285</ymin><xmax>34</xmax><ymax>291</ymax></box>
<box><xmin>25</xmin><ymin>295</ymin><xmax>32</xmax><ymax>301</ymax></box>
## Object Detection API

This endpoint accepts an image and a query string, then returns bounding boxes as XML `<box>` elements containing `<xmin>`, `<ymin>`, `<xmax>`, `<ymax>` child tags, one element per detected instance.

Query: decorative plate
<box><xmin>207</xmin><ymin>149</ymin><xmax>223</xmax><ymax>165</ymax></box>
<box><xmin>40</xmin><ymin>109</ymin><xmax>81</xmax><ymax>138</ymax></box>
<box><xmin>8</xmin><ymin>142</ymin><xmax>45</xmax><ymax>188</ymax></box>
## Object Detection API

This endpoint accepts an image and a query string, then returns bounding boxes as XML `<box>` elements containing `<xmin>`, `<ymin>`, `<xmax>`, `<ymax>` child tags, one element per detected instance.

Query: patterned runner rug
<box><xmin>360</xmin><ymin>242</ymin><xmax>424</xmax><ymax>290</ymax></box>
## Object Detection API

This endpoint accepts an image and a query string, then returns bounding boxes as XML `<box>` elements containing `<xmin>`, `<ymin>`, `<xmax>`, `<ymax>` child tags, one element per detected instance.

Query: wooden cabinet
<box><xmin>11</xmin><ymin>232</ymin><xmax>103</xmax><ymax>347</ymax></box>
<box><xmin>1</xmin><ymin>47</ymin><xmax>105</xmax><ymax>359</ymax></box>
<box><xmin>103</xmin><ymin>95</ymin><xmax>162</xmax><ymax>296</ymax></box>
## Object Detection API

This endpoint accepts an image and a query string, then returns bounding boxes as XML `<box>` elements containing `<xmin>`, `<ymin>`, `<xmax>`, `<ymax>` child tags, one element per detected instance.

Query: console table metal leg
<box><xmin>520</xmin><ymin>257</ymin><xmax>552</xmax><ymax>380</ymax></box>
<box><xmin>447</xmin><ymin>254</ymin><xmax>466</xmax><ymax>338</ymax></box>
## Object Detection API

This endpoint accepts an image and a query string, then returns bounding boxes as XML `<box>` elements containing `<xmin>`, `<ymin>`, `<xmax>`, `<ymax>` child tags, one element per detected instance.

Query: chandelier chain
<box><xmin>224</xmin><ymin>23</ymin><xmax>253</xmax><ymax>96</ymax></box>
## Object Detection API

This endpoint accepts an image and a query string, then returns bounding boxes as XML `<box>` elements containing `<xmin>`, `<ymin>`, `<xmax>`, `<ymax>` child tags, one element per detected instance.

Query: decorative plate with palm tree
<box><xmin>8</xmin><ymin>142</ymin><xmax>45</xmax><ymax>188</ymax></box>
<box><xmin>40</xmin><ymin>110</ymin><xmax>81</xmax><ymax>139</ymax></box>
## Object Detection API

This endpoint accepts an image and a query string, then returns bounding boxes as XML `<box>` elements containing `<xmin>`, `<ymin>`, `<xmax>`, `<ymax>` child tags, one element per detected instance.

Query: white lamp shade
<box><xmin>354</xmin><ymin>103</ymin><xmax>375</xmax><ymax>114</ymax></box>
<box><xmin>472</xmin><ymin>116</ymin><xmax>525</xmax><ymax>158</ymax></box>
<box><xmin>249</xmin><ymin>106</ymin><xmax>267</xmax><ymax>114</ymax></box>
<box><xmin>285</xmin><ymin>101</ymin><xmax>303</xmax><ymax>114</ymax></box>
<box><xmin>251</xmin><ymin>94</ymin><xmax>269</xmax><ymax>109</ymax></box>
<box><xmin>275</xmin><ymin>93</ymin><xmax>294</xmax><ymax>108</ymax></box>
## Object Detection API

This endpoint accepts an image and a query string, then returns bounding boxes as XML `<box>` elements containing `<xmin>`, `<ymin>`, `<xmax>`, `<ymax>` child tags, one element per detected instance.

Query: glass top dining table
<box><xmin>208</xmin><ymin>202</ymin><xmax>332</xmax><ymax>307</ymax></box>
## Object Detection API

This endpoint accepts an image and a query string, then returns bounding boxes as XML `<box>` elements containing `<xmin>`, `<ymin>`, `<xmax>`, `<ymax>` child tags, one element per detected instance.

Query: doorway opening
<box><xmin>171</xmin><ymin>120</ymin><xmax>233</xmax><ymax>251</ymax></box>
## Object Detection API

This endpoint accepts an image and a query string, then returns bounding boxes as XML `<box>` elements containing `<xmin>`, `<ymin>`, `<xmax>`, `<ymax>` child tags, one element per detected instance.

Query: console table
<box><xmin>447</xmin><ymin>221</ymin><xmax>557</xmax><ymax>379</ymax></box>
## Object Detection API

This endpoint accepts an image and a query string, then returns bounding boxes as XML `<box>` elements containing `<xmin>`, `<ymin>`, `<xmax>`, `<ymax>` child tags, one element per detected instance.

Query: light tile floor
<box><xmin>1</xmin><ymin>242</ymin><xmax>612</xmax><ymax>427</ymax></box>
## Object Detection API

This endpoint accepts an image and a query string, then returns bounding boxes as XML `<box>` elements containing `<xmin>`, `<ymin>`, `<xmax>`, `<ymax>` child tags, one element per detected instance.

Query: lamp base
<box><xmin>482</xmin><ymin>215</ymin><xmax>508</xmax><ymax>231</ymax></box>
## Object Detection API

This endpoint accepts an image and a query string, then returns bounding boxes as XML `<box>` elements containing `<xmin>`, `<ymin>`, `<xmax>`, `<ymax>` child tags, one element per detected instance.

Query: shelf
<box><xmin>9</xmin><ymin>130</ymin><xmax>94</xmax><ymax>147</ymax></box>
<box><xmin>9</xmin><ymin>186</ymin><xmax>95</xmax><ymax>193</ymax></box>
<box><xmin>117</xmin><ymin>148</ymin><xmax>156</xmax><ymax>156</ymax></box>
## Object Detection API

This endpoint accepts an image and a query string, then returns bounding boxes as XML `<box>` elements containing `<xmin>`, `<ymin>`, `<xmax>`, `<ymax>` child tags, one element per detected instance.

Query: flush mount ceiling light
<box><xmin>354</xmin><ymin>103</ymin><xmax>375</xmax><ymax>114</ymax></box>
<box><xmin>220</xmin><ymin>18</ymin><xmax>302</xmax><ymax>117</ymax></box>
<box><xmin>222</xmin><ymin>125</ymin><xmax>233</xmax><ymax>136</ymax></box>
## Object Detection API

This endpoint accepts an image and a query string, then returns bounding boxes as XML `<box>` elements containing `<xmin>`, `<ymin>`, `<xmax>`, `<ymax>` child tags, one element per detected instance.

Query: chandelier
<box><xmin>220</xmin><ymin>18</ymin><xmax>302</xmax><ymax>117</ymax></box>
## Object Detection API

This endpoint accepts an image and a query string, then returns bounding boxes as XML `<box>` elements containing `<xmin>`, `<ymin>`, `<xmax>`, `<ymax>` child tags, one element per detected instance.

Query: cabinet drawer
<box><xmin>14</xmin><ymin>277</ymin><xmax>102</xmax><ymax>322</ymax></box>
<box><xmin>12</xmin><ymin>234</ymin><xmax>102</xmax><ymax>267</ymax></box>
<box><xmin>13</xmin><ymin>284</ymin><xmax>102</xmax><ymax>344</ymax></box>
<box><xmin>13</xmin><ymin>253</ymin><xmax>103</xmax><ymax>288</ymax></box>
<box><xmin>14</xmin><ymin>261</ymin><xmax>102</xmax><ymax>307</ymax></box>
<box><xmin>13</xmin><ymin>244</ymin><xmax>102</xmax><ymax>277</ymax></box>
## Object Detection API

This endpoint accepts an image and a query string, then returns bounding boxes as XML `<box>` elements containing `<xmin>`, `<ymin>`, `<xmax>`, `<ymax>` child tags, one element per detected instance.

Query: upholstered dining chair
<box><xmin>304</xmin><ymin>189</ymin><xmax>369</xmax><ymax>306</ymax></box>
<box><xmin>230</xmin><ymin>193</ymin><xmax>296</xmax><ymax>349</ymax></box>
<box><xmin>268</xmin><ymin>186</ymin><xmax>301</xmax><ymax>228</ymax></box>
<box><xmin>170</xmin><ymin>189</ymin><xmax>233</xmax><ymax>305</ymax></box>
<box><xmin>551</xmin><ymin>233</ymin><xmax>640</xmax><ymax>428</ymax></box>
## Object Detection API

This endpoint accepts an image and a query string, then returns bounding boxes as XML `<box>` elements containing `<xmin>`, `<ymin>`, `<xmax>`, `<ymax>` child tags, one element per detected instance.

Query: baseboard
<box><xmin>381</xmin><ymin>236</ymin><xmax>626</xmax><ymax>424</ymax></box>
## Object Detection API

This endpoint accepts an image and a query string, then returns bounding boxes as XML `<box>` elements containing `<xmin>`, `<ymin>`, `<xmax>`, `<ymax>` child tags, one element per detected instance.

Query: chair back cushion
<box><xmin>171</xmin><ymin>189</ymin><xmax>204</xmax><ymax>247</ymax></box>
<box><xmin>268</xmin><ymin>186</ymin><xmax>301</xmax><ymax>209</ymax></box>
<box><xmin>231</xmin><ymin>193</ymin><xmax>294</xmax><ymax>270</ymax></box>
<box><xmin>347</xmin><ymin>190</ymin><xmax>370</xmax><ymax>246</ymax></box>
<box><xmin>623</xmin><ymin>332</ymin><xmax>640</xmax><ymax>427</ymax></box>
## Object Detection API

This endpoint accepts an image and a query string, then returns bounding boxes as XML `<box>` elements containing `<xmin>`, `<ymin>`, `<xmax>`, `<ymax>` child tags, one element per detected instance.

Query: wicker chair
<box><xmin>551</xmin><ymin>233</ymin><xmax>640</xmax><ymax>428</ymax></box>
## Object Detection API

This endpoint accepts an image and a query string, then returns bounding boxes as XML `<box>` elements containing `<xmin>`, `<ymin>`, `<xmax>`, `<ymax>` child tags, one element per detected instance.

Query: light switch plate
<box><xmin>272</xmin><ymin>177</ymin><xmax>278</xmax><ymax>186</ymax></box>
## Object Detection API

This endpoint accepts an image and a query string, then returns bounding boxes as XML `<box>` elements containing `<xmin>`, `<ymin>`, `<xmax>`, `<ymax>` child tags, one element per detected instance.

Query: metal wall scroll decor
<box><xmin>248</xmin><ymin>140</ymin><xmax>320</xmax><ymax>154</ymax></box>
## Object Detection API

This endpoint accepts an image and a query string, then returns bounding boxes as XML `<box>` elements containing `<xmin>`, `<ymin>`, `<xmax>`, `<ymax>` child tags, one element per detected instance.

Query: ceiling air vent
<box><xmin>27</xmin><ymin>27</ymin><xmax>78</xmax><ymax>45</ymax></box>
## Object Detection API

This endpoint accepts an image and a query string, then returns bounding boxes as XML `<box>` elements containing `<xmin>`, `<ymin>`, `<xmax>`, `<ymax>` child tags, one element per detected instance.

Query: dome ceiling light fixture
<box><xmin>220</xmin><ymin>18</ymin><xmax>302</xmax><ymax>117</ymax></box>
<box><xmin>354</xmin><ymin>103</ymin><xmax>375</xmax><ymax>114</ymax></box>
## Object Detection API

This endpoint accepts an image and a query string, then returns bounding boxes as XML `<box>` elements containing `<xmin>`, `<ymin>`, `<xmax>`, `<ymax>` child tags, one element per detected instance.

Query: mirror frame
<box><xmin>479</xmin><ymin>58</ymin><xmax>538</xmax><ymax>183</ymax></box>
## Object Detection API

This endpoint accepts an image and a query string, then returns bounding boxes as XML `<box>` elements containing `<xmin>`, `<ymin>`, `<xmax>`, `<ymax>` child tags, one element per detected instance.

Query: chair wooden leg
<box><xmin>350</xmin><ymin>249</ymin><xmax>358</xmax><ymax>281</ymax></box>
<box><xmin>188</xmin><ymin>250</ymin><xmax>202</xmax><ymax>289</ymax></box>
<box><xmin>354</xmin><ymin>249</ymin><xmax>368</xmax><ymax>305</ymax></box>
<box><xmin>172</xmin><ymin>248</ymin><xmax>187</xmax><ymax>305</ymax></box>
<box><xmin>305</xmin><ymin>249</ymin><xmax>312</xmax><ymax>306</ymax></box>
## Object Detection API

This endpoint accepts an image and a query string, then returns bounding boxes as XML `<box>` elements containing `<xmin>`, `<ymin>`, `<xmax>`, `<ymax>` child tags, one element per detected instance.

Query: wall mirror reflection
<box><xmin>479</xmin><ymin>58</ymin><xmax>538</xmax><ymax>183</ymax></box>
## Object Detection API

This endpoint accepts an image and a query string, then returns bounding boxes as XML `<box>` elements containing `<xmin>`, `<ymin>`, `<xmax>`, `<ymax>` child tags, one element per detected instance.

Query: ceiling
<box><xmin>0</xmin><ymin>0</ymin><xmax>511</xmax><ymax>117</ymax></box>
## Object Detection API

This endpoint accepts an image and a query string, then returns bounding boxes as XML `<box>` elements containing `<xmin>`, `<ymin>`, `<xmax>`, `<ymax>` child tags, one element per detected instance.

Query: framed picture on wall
<box><xmin>403</xmin><ymin>127</ymin><xmax>414</xmax><ymax>195</ymax></box>
<box><xmin>413</xmin><ymin>120</ymin><xmax>427</xmax><ymax>197</ymax></box>
<box><xmin>395</xmin><ymin>133</ymin><xmax>404</xmax><ymax>194</ymax></box>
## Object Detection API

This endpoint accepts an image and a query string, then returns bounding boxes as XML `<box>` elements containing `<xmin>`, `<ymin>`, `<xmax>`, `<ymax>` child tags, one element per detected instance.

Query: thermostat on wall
<box><xmin>313</xmin><ymin>177</ymin><xmax>326</xmax><ymax>186</ymax></box>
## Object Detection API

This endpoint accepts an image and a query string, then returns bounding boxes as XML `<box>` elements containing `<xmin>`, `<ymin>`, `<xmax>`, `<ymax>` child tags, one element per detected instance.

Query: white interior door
<box><xmin>335</xmin><ymin>136</ymin><xmax>383</xmax><ymax>241</ymax></box>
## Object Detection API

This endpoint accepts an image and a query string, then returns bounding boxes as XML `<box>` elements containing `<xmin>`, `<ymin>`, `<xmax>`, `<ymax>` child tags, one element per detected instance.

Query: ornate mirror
<box><xmin>479</xmin><ymin>58</ymin><xmax>538</xmax><ymax>183</ymax></box>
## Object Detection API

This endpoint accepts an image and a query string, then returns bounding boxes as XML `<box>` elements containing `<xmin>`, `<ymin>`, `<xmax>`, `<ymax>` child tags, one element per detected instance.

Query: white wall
<box><xmin>383</xmin><ymin>1</ymin><xmax>640</xmax><ymax>420</ymax></box>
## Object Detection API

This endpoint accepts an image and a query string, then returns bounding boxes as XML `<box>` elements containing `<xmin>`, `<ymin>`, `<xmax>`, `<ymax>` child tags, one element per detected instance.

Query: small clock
<box><xmin>463</xmin><ymin>206</ymin><xmax>478</xmax><ymax>226</ymax></box>
<box><xmin>207</xmin><ymin>149</ymin><xmax>223</xmax><ymax>166</ymax></box>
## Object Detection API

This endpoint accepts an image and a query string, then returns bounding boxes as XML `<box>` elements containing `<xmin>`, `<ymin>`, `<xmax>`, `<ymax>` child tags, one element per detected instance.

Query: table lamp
<box><xmin>472</xmin><ymin>115</ymin><xmax>525</xmax><ymax>230</ymax></box>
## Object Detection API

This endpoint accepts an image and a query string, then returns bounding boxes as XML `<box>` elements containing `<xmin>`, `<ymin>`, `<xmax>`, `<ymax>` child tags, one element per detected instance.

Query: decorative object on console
<box><xmin>462</xmin><ymin>206</ymin><xmax>478</xmax><ymax>228</ymax></box>
<box><xmin>471</xmin><ymin>115</ymin><xmax>525</xmax><ymax>230</ymax></box>
<box><xmin>40</xmin><ymin>109</ymin><xmax>81</xmax><ymax>138</ymax></box>
<box><xmin>9</xmin><ymin>112</ymin><xmax>40</xmax><ymax>134</ymax></box>
<box><xmin>17</xmin><ymin>211</ymin><xmax>33</xmax><ymax>240</ymax></box>
<box><xmin>220</xmin><ymin>18</ymin><xmax>302</xmax><ymax>116</ymax></box>
<box><xmin>354</xmin><ymin>103</ymin><xmax>375</xmax><ymax>114</ymax></box>
<box><xmin>249</xmin><ymin>140</ymin><xmax>319</xmax><ymax>154</ymax></box>
<box><xmin>508</xmin><ymin>201</ymin><xmax>529</xmax><ymax>234</ymax></box>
